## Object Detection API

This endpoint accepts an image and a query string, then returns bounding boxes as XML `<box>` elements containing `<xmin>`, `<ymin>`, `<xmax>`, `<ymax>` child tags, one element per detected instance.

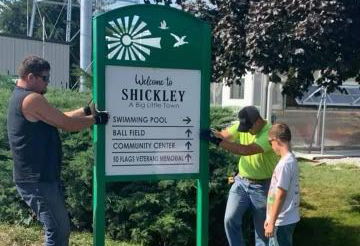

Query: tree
<box><xmin>143</xmin><ymin>0</ymin><xmax>248</xmax><ymax>86</ymax></box>
<box><xmin>0</xmin><ymin>0</ymin><xmax>81</xmax><ymax>87</ymax></box>
<box><xmin>184</xmin><ymin>0</ymin><xmax>249</xmax><ymax>86</ymax></box>
<box><xmin>0</xmin><ymin>0</ymin><xmax>79</xmax><ymax>41</ymax></box>
<box><xmin>184</xmin><ymin>0</ymin><xmax>360</xmax><ymax>97</ymax></box>
<box><xmin>246</xmin><ymin>0</ymin><xmax>360</xmax><ymax>97</ymax></box>
<box><xmin>0</xmin><ymin>0</ymin><xmax>29</xmax><ymax>35</ymax></box>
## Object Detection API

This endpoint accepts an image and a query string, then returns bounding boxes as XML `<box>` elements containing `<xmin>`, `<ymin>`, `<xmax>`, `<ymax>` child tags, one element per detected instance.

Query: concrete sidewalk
<box><xmin>294</xmin><ymin>149</ymin><xmax>360</xmax><ymax>161</ymax></box>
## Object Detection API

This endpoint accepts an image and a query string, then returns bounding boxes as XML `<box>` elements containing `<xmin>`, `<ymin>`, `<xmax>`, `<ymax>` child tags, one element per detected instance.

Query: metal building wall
<box><xmin>0</xmin><ymin>34</ymin><xmax>70</xmax><ymax>89</ymax></box>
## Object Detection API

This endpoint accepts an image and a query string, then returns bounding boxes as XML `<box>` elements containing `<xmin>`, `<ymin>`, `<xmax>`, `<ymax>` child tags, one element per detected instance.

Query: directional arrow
<box><xmin>185</xmin><ymin>154</ymin><xmax>192</xmax><ymax>162</ymax></box>
<box><xmin>185</xmin><ymin>129</ymin><xmax>192</xmax><ymax>138</ymax></box>
<box><xmin>185</xmin><ymin>141</ymin><xmax>192</xmax><ymax>150</ymax></box>
<box><xmin>182</xmin><ymin>117</ymin><xmax>191</xmax><ymax>124</ymax></box>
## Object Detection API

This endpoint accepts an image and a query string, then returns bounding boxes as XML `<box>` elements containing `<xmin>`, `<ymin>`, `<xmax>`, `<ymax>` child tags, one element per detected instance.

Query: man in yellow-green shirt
<box><xmin>203</xmin><ymin>106</ymin><xmax>278</xmax><ymax>246</ymax></box>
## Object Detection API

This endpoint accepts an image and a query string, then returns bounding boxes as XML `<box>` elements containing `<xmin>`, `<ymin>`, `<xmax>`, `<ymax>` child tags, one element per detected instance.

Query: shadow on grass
<box><xmin>300</xmin><ymin>200</ymin><xmax>317</xmax><ymax>211</ymax></box>
<box><xmin>294</xmin><ymin>217</ymin><xmax>360</xmax><ymax>246</ymax></box>
<box><xmin>349</xmin><ymin>194</ymin><xmax>360</xmax><ymax>213</ymax></box>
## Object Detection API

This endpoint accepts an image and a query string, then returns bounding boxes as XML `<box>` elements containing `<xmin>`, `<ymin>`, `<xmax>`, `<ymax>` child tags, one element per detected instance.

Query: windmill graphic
<box><xmin>105</xmin><ymin>15</ymin><xmax>161</xmax><ymax>61</ymax></box>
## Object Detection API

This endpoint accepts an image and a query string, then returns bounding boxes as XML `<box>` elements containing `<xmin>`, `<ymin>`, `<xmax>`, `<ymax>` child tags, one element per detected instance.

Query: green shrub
<box><xmin>0</xmin><ymin>74</ymin><xmax>15</xmax><ymax>91</ymax></box>
<box><xmin>0</xmin><ymin>77</ymin><xmax>33</xmax><ymax>225</ymax></box>
<box><xmin>0</xmin><ymin>76</ymin><xmax>13</xmax><ymax>152</ymax></box>
<box><xmin>0</xmin><ymin>83</ymin><xmax>244</xmax><ymax>246</ymax></box>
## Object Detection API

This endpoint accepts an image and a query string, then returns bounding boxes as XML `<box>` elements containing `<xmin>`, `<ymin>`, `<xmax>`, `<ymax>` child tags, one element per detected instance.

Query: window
<box><xmin>230</xmin><ymin>79</ymin><xmax>245</xmax><ymax>99</ymax></box>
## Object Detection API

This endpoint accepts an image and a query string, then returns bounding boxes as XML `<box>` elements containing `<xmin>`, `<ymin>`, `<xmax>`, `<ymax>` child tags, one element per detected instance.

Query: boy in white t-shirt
<box><xmin>264</xmin><ymin>123</ymin><xmax>300</xmax><ymax>246</ymax></box>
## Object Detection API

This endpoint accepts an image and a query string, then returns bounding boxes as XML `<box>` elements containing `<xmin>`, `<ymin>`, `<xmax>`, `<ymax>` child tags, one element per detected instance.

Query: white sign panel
<box><xmin>105</xmin><ymin>66</ymin><xmax>201</xmax><ymax>176</ymax></box>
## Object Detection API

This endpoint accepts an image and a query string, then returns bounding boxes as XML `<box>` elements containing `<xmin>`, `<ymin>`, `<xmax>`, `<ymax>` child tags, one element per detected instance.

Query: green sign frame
<box><xmin>92</xmin><ymin>4</ymin><xmax>210</xmax><ymax>246</ymax></box>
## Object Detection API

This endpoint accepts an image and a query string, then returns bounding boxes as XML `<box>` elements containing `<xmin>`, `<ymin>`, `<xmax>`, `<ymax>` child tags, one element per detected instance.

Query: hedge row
<box><xmin>0</xmin><ymin>76</ymin><xmax>254</xmax><ymax>246</ymax></box>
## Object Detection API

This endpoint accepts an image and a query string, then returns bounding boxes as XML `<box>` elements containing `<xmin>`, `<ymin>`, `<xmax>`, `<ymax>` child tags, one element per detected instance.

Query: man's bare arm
<box><xmin>64</xmin><ymin>108</ymin><xmax>87</xmax><ymax>118</ymax></box>
<box><xmin>22</xmin><ymin>93</ymin><xmax>95</xmax><ymax>132</ymax></box>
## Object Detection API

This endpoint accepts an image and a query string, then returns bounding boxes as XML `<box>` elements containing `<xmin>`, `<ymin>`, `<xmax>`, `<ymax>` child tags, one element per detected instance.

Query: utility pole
<box><xmin>66</xmin><ymin>0</ymin><xmax>72</xmax><ymax>42</ymax></box>
<box><xmin>28</xmin><ymin>0</ymin><xmax>37</xmax><ymax>37</ymax></box>
<box><xmin>42</xmin><ymin>16</ymin><xmax>45</xmax><ymax>58</ymax></box>
<box><xmin>80</xmin><ymin>0</ymin><xmax>92</xmax><ymax>92</ymax></box>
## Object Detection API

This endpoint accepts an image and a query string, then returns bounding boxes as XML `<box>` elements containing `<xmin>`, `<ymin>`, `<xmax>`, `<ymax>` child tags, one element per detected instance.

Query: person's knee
<box><xmin>224</xmin><ymin>213</ymin><xmax>242</xmax><ymax>229</ymax></box>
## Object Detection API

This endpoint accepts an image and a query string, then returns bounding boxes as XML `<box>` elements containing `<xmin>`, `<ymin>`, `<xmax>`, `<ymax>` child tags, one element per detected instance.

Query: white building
<box><xmin>211</xmin><ymin>71</ymin><xmax>360</xmax><ymax>113</ymax></box>
<box><xmin>210</xmin><ymin>72</ymin><xmax>360</xmax><ymax>149</ymax></box>
<box><xmin>210</xmin><ymin>72</ymin><xmax>284</xmax><ymax>118</ymax></box>
<box><xmin>0</xmin><ymin>33</ymin><xmax>70</xmax><ymax>89</ymax></box>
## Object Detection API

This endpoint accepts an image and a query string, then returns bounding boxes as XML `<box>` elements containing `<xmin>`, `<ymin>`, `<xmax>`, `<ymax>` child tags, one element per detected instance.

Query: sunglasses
<box><xmin>35</xmin><ymin>74</ymin><xmax>50</xmax><ymax>84</ymax></box>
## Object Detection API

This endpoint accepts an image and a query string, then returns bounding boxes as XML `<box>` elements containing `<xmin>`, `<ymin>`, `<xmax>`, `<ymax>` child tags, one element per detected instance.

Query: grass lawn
<box><xmin>1</xmin><ymin>162</ymin><xmax>359</xmax><ymax>246</ymax></box>
<box><xmin>295</xmin><ymin>162</ymin><xmax>360</xmax><ymax>246</ymax></box>
<box><xmin>0</xmin><ymin>224</ymin><xmax>139</xmax><ymax>246</ymax></box>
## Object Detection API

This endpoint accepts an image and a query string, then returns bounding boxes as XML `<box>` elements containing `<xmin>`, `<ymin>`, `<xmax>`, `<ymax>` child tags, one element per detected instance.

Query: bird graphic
<box><xmin>170</xmin><ymin>33</ymin><xmax>188</xmax><ymax>47</ymax></box>
<box><xmin>159</xmin><ymin>20</ymin><xmax>169</xmax><ymax>30</ymax></box>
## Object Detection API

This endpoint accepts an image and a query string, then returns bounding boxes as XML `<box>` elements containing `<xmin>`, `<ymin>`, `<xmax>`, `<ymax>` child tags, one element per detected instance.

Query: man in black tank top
<box><xmin>7</xmin><ymin>55</ymin><xmax>109</xmax><ymax>246</ymax></box>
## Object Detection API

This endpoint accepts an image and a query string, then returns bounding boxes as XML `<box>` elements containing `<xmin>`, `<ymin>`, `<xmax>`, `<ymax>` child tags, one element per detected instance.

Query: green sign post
<box><xmin>92</xmin><ymin>4</ymin><xmax>210</xmax><ymax>246</ymax></box>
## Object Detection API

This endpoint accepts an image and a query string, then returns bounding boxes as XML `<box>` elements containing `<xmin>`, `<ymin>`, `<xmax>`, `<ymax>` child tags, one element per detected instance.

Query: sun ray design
<box><xmin>132</xmin><ymin>30</ymin><xmax>151</xmax><ymax>40</ymax></box>
<box><xmin>116</xmin><ymin>18</ymin><xmax>125</xmax><ymax>34</ymax></box>
<box><xmin>105</xmin><ymin>15</ymin><xmax>162</xmax><ymax>61</ymax></box>
<box><xmin>117</xmin><ymin>47</ymin><xmax>125</xmax><ymax>60</ymax></box>
<box><xmin>133</xmin><ymin>38</ymin><xmax>161</xmax><ymax>49</ymax></box>
<box><xmin>128</xmin><ymin>47</ymin><xmax>136</xmax><ymax>61</ymax></box>
<box><xmin>108</xmin><ymin>21</ymin><xmax>121</xmax><ymax>35</ymax></box>
<box><xmin>132</xmin><ymin>22</ymin><xmax>147</xmax><ymax>37</ymax></box>
<box><xmin>132</xmin><ymin>43</ymin><xmax>151</xmax><ymax>55</ymax></box>
<box><xmin>108</xmin><ymin>45</ymin><xmax>122</xmax><ymax>59</ymax></box>
<box><xmin>106</xmin><ymin>36</ymin><xmax>120</xmax><ymax>42</ymax></box>
<box><xmin>108</xmin><ymin>41</ymin><xmax>121</xmax><ymax>49</ymax></box>
<box><xmin>124</xmin><ymin>49</ymin><xmax>130</xmax><ymax>60</ymax></box>
<box><xmin>130</xmin><ymin>46</ymin><xmax>146</xmax><ymax>61</ymax></box>
<box><xmin>128</xmin><ymin>15</ymin><xmax>139</xmax><ymax>34</ymax></box>
<box><xmin>124</xmin><ymin>16</ymin><xmax>129</xmax><ymax>33</ymax></box>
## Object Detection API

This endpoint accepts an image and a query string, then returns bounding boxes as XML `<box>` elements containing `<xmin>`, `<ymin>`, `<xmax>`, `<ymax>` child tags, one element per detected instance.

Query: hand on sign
<box><xmin>94</xmin><ymin>111</ymin><xmax>109</xmax><ymax>125</ymax></box>
<box><xmin>83</xmin><ymin>99</ymin><xmax>93</xmax><ymax>116</ymax></box>
<box><xmin>200</xmin><ymin>129</ymin><xmax>222</xmax><ymax>146</ymax></box>
<box><xmin>84</xmin><ymin>100</ymin><xmax>110</xmax><ymax>125</ymax></box>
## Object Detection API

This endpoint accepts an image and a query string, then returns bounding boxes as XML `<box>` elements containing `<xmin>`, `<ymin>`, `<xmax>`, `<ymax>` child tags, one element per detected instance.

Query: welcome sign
<box><xmin>105</xmin><ymin>66</ymin><xmax>200</xmax><ymax>175</ymax></box>
<box><xmin>93</xmin><ymin>4</ymin><xmax>210</xmax><ymax>246</ymax></box>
